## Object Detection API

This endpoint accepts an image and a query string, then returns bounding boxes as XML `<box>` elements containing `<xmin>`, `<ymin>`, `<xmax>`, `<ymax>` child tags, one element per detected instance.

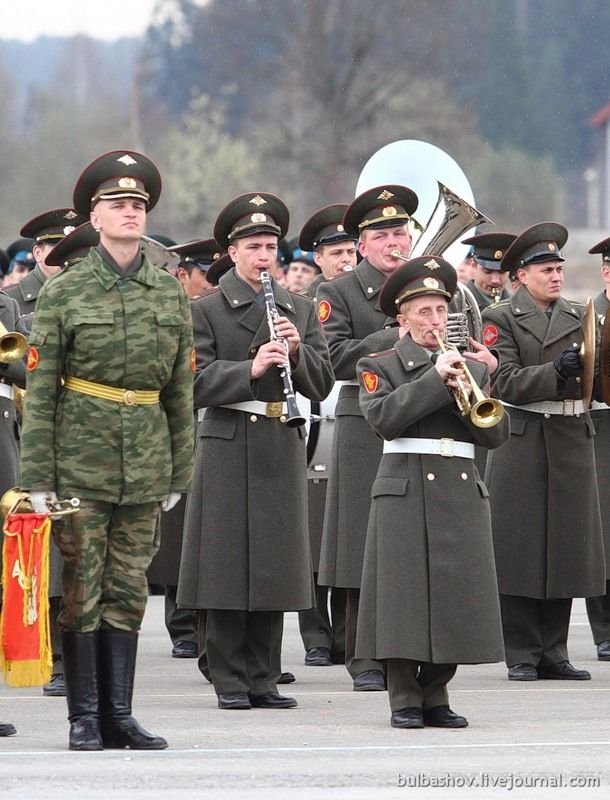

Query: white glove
<box><xmin>161</xmin><ymin>492</ymin><xmax>181</xmax><ymax>512</ymax></box>
<box><xmin>29</xmin><ymin>491</ymin><xmax>58</xmax><ymax>515</ymax></box>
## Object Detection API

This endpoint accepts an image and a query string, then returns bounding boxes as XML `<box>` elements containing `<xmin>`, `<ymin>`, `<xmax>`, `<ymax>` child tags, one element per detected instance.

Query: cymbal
<box><xmin>580</xmin><ymin>298</ymin><xmax>596</xmax><ymax>408</ymax></box>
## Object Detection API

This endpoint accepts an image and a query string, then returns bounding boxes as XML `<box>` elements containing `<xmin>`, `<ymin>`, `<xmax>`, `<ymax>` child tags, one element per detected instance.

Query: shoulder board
<box><xmin>489</xmin><ymin>299</ymin><xmax>511</xmax><ymax>309</ymax></box>
<box><xmin>368</xmin><ymin>347</ymin><xmax>395</xmax><ymax>359</ymax></box>
<box><xmin>566</xmin><ymin>299</ymin><xmax>585</xmax><ymax>307</ymax></box>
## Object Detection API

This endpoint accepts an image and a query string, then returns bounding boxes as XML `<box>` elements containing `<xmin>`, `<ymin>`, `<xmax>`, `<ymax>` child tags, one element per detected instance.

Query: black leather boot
<box><xmin>98</xmin><ymin>628</ymin><xmax>167</xmax><ymax>750</ymax></box>
<box><xmin>62</xmin><ymin>631</ymin><xmax>103</xmax><ymax>751</ymax></box>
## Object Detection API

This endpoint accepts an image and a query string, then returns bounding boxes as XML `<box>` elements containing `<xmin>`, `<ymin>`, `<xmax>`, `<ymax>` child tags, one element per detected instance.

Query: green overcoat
<box><xmin>482</xmin><ymin>285</ymin><xmax>605</xmax><ymax>599</ymax></box>
<box><xmin>355</xmin><ymin>335</ymin><xmax>508</xmax><ymax>663</ymax></box>
<box><xmin>19</xmin><ymin>247</ymin><xmax>194</xmax><ymax>504</ymax></box>
<box><xmin>177</xmin><ymin>269</ymin><xmax>334</xmax><ymax>611</ymax></box>
<box><xmin>316</xmin><ymin>259</ymin><xmax>399</xmax><ymax>588</ymax></box>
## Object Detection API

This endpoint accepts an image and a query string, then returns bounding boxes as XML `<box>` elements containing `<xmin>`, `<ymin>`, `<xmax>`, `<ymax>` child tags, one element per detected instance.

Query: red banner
<box><xmin>0</xmin><ymin>513</ymin><xmax>52</xmax><ymax>687</ymax></box>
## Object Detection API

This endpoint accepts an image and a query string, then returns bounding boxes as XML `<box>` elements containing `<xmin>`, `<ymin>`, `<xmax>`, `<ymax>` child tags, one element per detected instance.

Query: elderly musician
<box><xmin>355</xmin><ymin>256</ymin><xmax>508</xmax><ymax>729</ymax></box>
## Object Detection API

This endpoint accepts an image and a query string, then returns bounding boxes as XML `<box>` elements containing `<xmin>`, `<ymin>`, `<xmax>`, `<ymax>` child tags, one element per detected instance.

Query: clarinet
<box><xmin>260</xmin><ymin>271</ymin><xmax>306</xmax><ymax>428</ymax></box>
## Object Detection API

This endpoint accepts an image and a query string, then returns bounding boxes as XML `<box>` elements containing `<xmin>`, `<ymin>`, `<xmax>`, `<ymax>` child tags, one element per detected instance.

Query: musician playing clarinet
<box><xmin>177</xmin><ymin>192</ymin><xmax>334</xmax><ymax>711</ymax></box>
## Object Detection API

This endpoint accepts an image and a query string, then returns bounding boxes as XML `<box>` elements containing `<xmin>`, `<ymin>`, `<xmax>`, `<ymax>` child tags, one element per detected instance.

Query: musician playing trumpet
<box><xmin>355</xmin><ymin>255</ymin><xmax>509</xmax><ymax>730</ymax></box>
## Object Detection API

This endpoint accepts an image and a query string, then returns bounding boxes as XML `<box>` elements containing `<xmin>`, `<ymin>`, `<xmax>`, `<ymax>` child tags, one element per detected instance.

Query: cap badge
<box><xmin>382</xmin><ymin>206</ymin><xmax>397</xmax><ymax>217</ymax></box>
<box><xmin>337</xmin><ymin>224</ymin><xmax>344</xmax><ymax>232</ymax></box>
<box><xmin>494</xmin><ymin>249</ymin><xmax>503</xmax><ymax>259</ymax></box>
<box><xmin>250</xmin><ymin>213</ymin><xmax>267</xmax><ymax>224</ymax></box>
<box><xmin>548</xmin><ymin>242</ymin><xmax>556</xmax><ymax>251</ymax></box>
<box><xmin>64</xmin><ymin>210</ymin><xmax>78</xmax><ymax>220</ymax></box>
<box><xmin>424</xmin><ymin>259</ymin><xmax>440</xmax><ymax>270</ymax></box>
<box><xmin>249</xmin><ymin>195</ymin><xmax>267</xmax><ymax>207</ymax></box>
<box><xmin>377</xmin><ymin>189</ymin><xmax>394</xmax><ymax>200</ymax></box>
<box><xmin>119</xmin><ymin>177</ymin><xmax>137</xmax><ymax>189</ymax></box>
<box><xmin>423</xmin><ymin>277</ymin><xmax>439</xmax><ymax>289</ymax></box>
<box><xmin>213</xmin><ymin>252</ymin><xmax>220</xmax><ymax>260</ymax></box>
<box><xmin>117</xmin><ymin>154</ymin><xmax>137</xmax><ymax>166</ymax></box>
<box><xmin>63</xmin><ymin>226</ymin><xmax>76</xmax><ymax>236</ymax></box>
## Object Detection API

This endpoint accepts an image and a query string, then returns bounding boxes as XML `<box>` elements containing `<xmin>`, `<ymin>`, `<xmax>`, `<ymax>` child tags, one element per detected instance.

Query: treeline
<box><xmin>0</xmin><ymin>0</ymin><xmax>608</xmax><ymax>246</ymax></box>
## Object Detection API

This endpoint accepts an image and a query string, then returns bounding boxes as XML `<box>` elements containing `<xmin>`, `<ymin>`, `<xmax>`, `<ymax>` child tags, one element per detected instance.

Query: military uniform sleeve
<box><xmin>159</xmin><ymin>287</ymin><xmax>194</xmax><ymax>493</ymax></box>
<box><xmin>482</xmin><ymin>305</ymin><xmax>560</xmax><ymax>403</ymax></box>
<box><xmin>19</xmin><ymin>282</ymin><xmax>64</xmax><ymax>492</ymax></box>
<box><xmin>357</xmin><ymin>354</ymin><xmax>453</xmax><ymax>441</ymax></box>
<box><xmin>290</xmin><ymin>301</ymin><xmax>334</xmax><ymax>401</ymax></box>
<box><xmin>191</xmin><ymin>297</ymin><xmax>255</xmax><ymax>408</ymax></box>
<box><xmin>317</xmin><ymin>280</ymin><xmax>399</xmax><ymax>379</ymax></box>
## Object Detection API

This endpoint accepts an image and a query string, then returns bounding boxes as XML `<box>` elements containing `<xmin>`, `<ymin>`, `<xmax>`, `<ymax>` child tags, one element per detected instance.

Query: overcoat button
<box><xmin>250</xmin><ymin>415</ymin><xmax>257</xmax><ymax>422</ymax></box>
<box><xmin>427</xmin><ymin>473</ymin><xmax>435</xmax><ymax>481</ymax></box>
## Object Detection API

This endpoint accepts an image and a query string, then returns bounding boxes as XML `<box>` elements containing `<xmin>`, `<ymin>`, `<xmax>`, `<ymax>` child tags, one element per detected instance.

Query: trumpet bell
<box><xmin>469</xmin><ymin>396</ymin><xmax>505</xmax><ymax>429</ymax></box>
<box><xmin>0</xmin><ymin>322</ymin><xmax>27</xmax><ymax>363</ymax></box>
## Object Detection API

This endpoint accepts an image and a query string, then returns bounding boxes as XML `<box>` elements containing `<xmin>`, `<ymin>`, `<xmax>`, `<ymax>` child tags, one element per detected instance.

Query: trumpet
<box><xmin>0</xmin><ymin>488</ymin><xmax>80</xmax><ymax>519</ymax></box>
<box><xmin>0</xmin><ymin>321</ymin><xmax>27</xmax><ymax>363</ymax></box>
<box><xmin>432</xmin><ymin>331</ymin><xmax>504</xmax><ymax>428</ymax></box>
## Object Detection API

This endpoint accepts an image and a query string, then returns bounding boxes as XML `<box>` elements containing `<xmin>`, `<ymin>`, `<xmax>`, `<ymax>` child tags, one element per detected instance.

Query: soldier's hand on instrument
<box><xmin>29</xmin><ymin>490</ymin><xmax>58</xmax><ymax>515</ymax></box>
<box><xmin>553</xmin><ymin>346</ymin><xmax>582</xmax><ymax>379</ymax></box>
<box><xmin>434</xmin><ymin>351</ymin><xmax>465</xmax><ymax>385</ymax></box>
<box><xmin>463</xmin><ymin>338</ymin><xmax>498</xmax><ymax>374</ymax></box>
<box><xmin>250</xmin><ymin>341</ymin><xmax>289</xmax><ymax>379</ymax></box>
<box><xmin>273</xmin><ymin>316</ymin><xmax>300</xmax><ymax>355</ymax></box>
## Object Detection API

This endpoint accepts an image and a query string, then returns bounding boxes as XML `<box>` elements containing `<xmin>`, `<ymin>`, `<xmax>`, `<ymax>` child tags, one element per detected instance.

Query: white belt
<box><xmin>0</xmin><ymin>383</ymin><xmax>13</xmax><ymax>401</ymax></box>
<box><xmin>503</xmin><ymin>399</ymin><xmax>585</xmax><ymax>416</ymax></box>
<box><xmin>198</xmin><ymin>401</ymin><xmax>288</xmax><ymax>421</ymax></box>
<box><xmin>589</xmin><ymin>400</ymin><xmax>609</xmax><ymax>411</ymax></box>
<box><xmin>336</xmin><ymin>379</ymin><xmax>359</xmax><ymax>387</ymax></box>
<box><xmin>383</xmin><ymin>437</ymin><xmax>475</xmax><ymax>459</ymax></box>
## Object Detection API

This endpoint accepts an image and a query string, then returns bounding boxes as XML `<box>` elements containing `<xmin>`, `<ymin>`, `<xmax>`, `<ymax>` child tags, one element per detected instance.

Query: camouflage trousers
<box><xmin>53</xmin><ymin>499</ymin><xmax>160</xmax><ymax>632</ymax></box>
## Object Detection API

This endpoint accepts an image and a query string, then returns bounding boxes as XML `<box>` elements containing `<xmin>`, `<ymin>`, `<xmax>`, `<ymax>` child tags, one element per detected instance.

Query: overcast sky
<box><xmin>0</xmin><ymin>0</ymin><xmax>159</xmax><ymax>41</ymax></box>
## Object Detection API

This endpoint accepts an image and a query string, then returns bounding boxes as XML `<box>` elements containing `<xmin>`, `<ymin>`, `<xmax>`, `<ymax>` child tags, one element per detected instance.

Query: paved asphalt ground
<box><xmin>1</xmin><ymin>596</ymin><xmax>609</xmax><ymax>799</ymax></box>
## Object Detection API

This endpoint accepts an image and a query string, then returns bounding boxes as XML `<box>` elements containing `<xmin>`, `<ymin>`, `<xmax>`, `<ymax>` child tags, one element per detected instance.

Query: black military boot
<box><xmin>62</xmin><ymin>631</ymin><xmax>103</xmax><ymax>751</ymax></box>
<box><xmin>98</xmin><ymin>628</ymin><xmax>167</xmax><ymax>750</ymax></box>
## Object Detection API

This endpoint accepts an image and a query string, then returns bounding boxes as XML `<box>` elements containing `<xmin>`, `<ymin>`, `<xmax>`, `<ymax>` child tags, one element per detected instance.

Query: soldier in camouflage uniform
<box><xmin>19</xmin><ymin>151</ymin><xmax>194</xmax><ymax>751</ymax></box>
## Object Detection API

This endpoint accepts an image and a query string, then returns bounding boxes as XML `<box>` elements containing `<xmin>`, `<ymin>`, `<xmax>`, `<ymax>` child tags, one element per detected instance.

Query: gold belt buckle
<box><xmin>265</xmin><ymin>402</ymin><xmax>283</xmax><ymax>418</ymax></box>
<box><xmin>438</xmin><ymin>438</ymin><xmax>455</xmax><ymax>457</ymax></box>
<box><xmin>123</xmin><ymin>390</ymin><xmax>137</xmax><ymax>406</ymax></box>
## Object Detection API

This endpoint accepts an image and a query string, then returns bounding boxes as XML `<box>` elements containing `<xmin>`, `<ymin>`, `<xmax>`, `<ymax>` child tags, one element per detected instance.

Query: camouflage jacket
<box><xmin>20</xmin><ymin>247</ymin><xmax>194</xmax><ymax>504</ymax></box>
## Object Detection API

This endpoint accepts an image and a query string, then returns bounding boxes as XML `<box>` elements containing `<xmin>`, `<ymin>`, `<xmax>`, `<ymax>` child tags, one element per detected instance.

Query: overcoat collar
<box><xmin>218</xmin><ymin>268</ymin><xmax>298</xmax><ymax>346</ymax></box>
<box><xmin>394</xmin><ymin>334</ymin><xmax>431</xmax><ymax>372</ymax></box>
<box><xmin>354</xmin><ymin>258</ymin><xmax>397</xmax><ymax>324</ymax></box>
<box><xmin>510</xmin><ymin>285</ymin><xmax>581</xmax><ymax>347</ymax></box>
